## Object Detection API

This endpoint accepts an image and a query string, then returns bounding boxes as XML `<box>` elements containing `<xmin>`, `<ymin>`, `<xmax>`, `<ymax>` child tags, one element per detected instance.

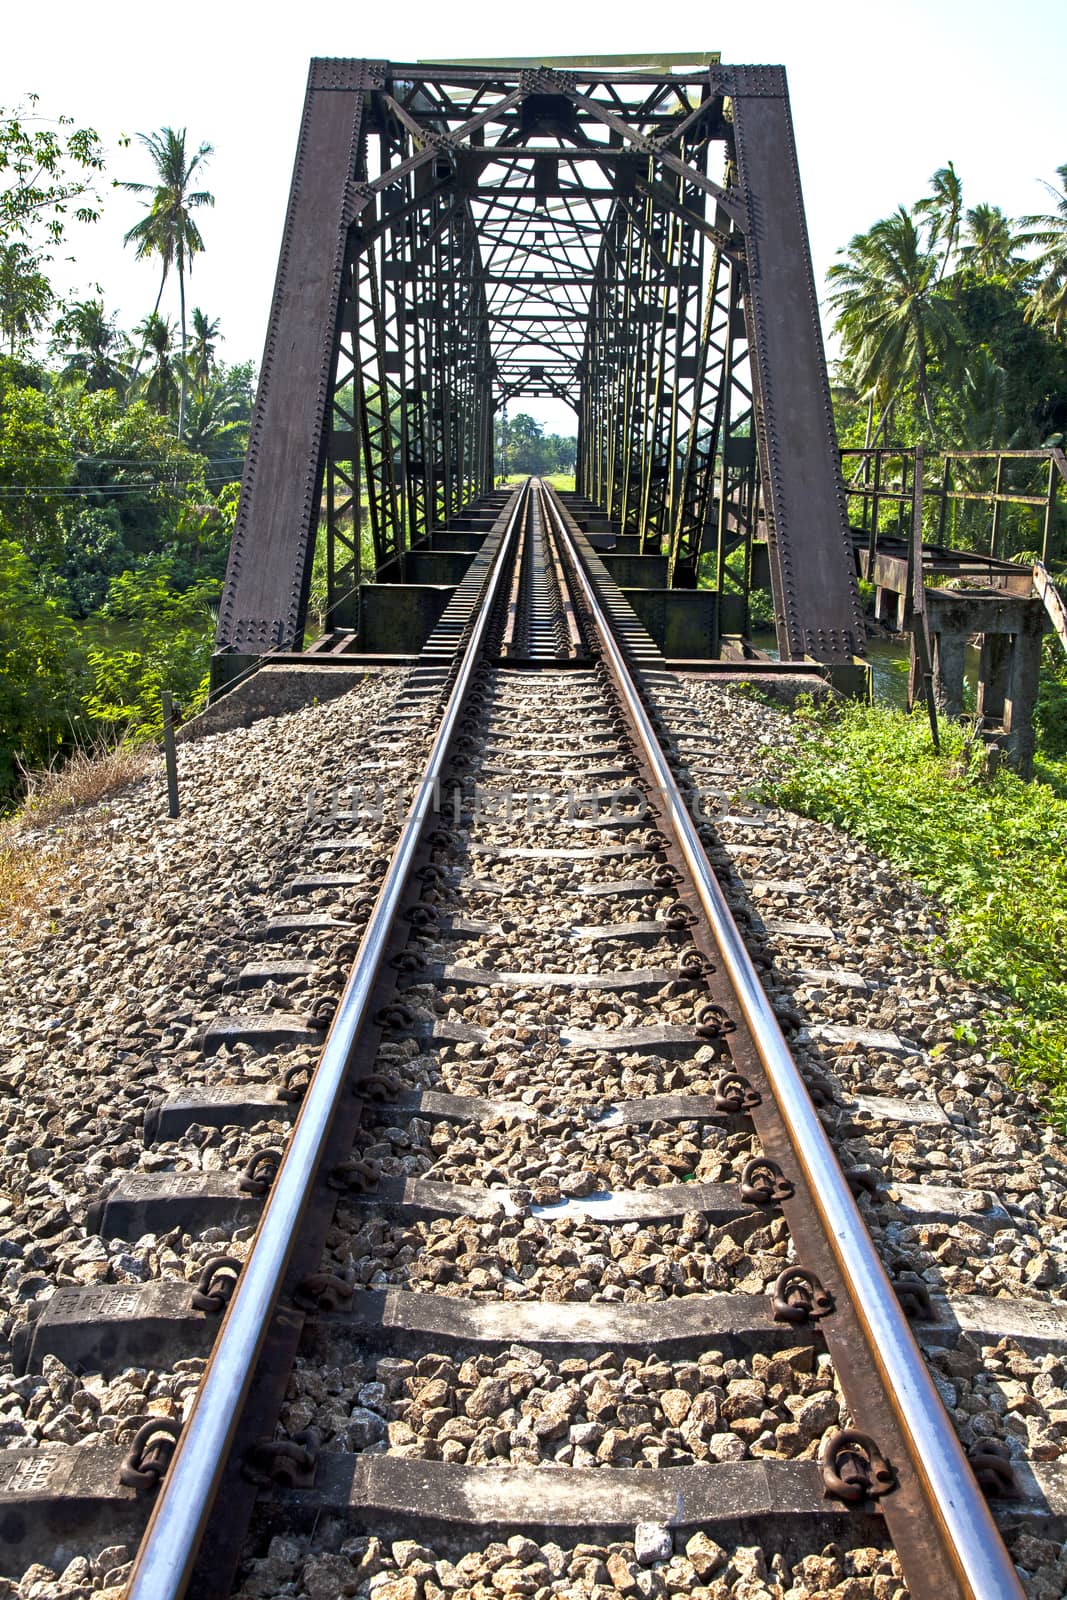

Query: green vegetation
<box><xmin>830</xmin><ymin>161</ymin><xmax>1067</xmax><ymax>470</ymax></box>
<box><xmin>766</xmin><ymin>697</ymin><xmax>1067</xmax><ymax>1118</ymax></box>
<box><xmin>495</xmin><ymin>412</ymin><xmax>576</xmax><ymax>479</ymax></box>
<box><xmin>0</xmin><ymin>101</ymin><xmax>249</xmax><ymax>807</ymax></box>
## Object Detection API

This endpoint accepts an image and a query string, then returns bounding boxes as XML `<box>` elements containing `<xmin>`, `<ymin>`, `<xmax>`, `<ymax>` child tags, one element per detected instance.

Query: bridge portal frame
<box><xmin>213</xmin><ymin>56</ymin><xmax>864</xmax><ymax>689</ymax></box>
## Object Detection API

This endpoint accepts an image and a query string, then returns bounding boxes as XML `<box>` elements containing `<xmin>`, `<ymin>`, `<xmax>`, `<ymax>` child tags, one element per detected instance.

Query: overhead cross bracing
<box><xmin>214</xmin><ymin>56</ymin><xmax>866</xmax><ymax>685</ymax></box>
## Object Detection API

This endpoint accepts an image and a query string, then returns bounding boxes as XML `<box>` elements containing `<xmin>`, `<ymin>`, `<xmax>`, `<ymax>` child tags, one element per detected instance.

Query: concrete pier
<box><xmin>925</xmin><ymin>590</ymin><xmax>1047</xmax><ymax>777</ymax></box>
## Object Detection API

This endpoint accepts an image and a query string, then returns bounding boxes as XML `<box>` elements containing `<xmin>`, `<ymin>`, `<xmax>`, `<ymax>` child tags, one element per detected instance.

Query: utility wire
<box><xmin>0</xmin><ymin>454</ymin><xmax>248</xmax><ymax>467</ymax></box>
<box><xmin>0</xmin><ymin>473</ymin><xmax>243</xmax><ymax>499</ymax></box>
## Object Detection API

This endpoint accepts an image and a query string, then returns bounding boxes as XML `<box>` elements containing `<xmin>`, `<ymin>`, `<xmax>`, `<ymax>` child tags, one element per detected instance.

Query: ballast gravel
<box><xmin>279</xmin><ymin>1341</ymin><xmax>844</xmax><ymax>1467</ymax></box>
<box><xmin>0</xmin><ymin>672</ymin><xmax>411</xmax><ymax>1362</ymax></box>
<box><xmin>231</xmin><ymin>1530</ymin><xmax>908</xmax><ymax>1600</ymax></box>
<box><xmin>2</xmin><ymin>662</ymin><xmax>1066</xmax><ymax>1599</ymax></box>
<box><xmin>322</xmin><ymin>1209</ymin><xmax>790</xmax><ymax>1301</ymax></box>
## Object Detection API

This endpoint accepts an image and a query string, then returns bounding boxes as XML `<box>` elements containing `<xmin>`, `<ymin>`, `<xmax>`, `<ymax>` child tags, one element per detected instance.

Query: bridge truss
<box><xmin>215</xmin><ymin>56</ymin><xmax>865</xmax><ymax>678</ymax></box>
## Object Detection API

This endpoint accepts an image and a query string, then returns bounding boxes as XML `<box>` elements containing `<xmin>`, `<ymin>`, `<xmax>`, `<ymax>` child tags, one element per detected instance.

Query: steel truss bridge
<box><xmin>214</xmin><ymin>55</ymin><xmax>866</xmax><ymax>689</ymax></box>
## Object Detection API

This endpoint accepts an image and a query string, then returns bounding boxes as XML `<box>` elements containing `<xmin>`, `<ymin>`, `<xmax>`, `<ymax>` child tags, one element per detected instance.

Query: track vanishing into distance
<box><xmin>4</xmin><ymin>482</ymin><xmax>1064</xmax><ymax>1600</ymax></box>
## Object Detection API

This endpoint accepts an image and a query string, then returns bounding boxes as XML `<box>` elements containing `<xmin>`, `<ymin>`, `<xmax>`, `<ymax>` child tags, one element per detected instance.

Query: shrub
<box><xmin>766</xmin><ymin>698</ymin><xmax>1067</xmax><ymax>1117</ymax></box>
<box><xmin>83</xmin><ymin>561</ymin><xmax>219</xmax><ymax>736</ymax></box>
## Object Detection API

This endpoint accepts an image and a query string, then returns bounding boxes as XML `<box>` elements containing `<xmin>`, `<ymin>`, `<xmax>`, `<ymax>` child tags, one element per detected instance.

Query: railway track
<box><xmin>3</xmin><ymin>481</ymin><xmax>1063</xmax><ymax>1599</ymax></box>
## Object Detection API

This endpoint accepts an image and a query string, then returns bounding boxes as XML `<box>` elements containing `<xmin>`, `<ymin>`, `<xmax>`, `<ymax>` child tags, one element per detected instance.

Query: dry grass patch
<box><xmin>1</xmin><ymin>740</ymin><xmax>155</xmax><ymax>937</ymax></box>
<box><xmin>0</xmin><ymin>831</ymin><xmax>80</xmax><ymax>934</ymax></box>
<box><xmin>15</xmin><ymin>740</ymin><xmax>154</xmax><ymax>825</ymax></box>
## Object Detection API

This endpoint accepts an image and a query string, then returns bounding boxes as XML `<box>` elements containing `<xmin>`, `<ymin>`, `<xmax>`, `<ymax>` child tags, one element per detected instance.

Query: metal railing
<box><xmin>842</xmin><ymin>445</ymin><xmax>1067</xmax><ymax>568</ymax></box>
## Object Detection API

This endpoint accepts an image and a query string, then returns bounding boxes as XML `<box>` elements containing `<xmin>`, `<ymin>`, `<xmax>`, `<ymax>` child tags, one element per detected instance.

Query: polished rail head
<box><xmin>539</xmin><ymin>478</ymin><xmax>1025</xmax><ymax>1600</ymax></box>
<box><xmin>125</xmin><ymin>486</ymin><xmax>528</xmax><ymax>1600</ymax></box>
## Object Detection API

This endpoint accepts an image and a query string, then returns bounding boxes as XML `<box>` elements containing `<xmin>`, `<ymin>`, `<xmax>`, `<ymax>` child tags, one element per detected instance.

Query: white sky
<box><xmin>6</xmin><ymin>0</ymin><xmax>1065</xmax><ymax>436</ymax></box>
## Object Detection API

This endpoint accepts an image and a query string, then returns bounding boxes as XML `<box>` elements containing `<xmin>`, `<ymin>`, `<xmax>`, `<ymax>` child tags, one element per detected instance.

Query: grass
<box><xmin>15</xmin><ymin>739</ymin><xmax>153</xmax><ymax>823</ymax></box>
<box><xmin>762</xmin><ymin>697</ymin><xmax>1067</xmax><ymax>1120</ymax></box>
<box><xmin>0</xmin><ymin>739</ymin><xmax>153</xmax><ymax>936</ymax></box>
<box><xmin>499</xmin><ymin>473</ymin><xmax>576</xmax><ymax>492</ymax></box>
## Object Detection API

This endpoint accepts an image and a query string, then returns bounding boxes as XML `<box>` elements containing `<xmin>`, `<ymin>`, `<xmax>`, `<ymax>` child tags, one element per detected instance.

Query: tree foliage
<box><xmin>495</xmin><ymin>411</ymin><xmax>577</xmax><ymax>476</ymax></box>
<box><xmin>829</xmin><ymin>207</ymin><xmax>963</xmax><ymax>435</ymax></box>
<box><xmin>121</xmin><ymin>127</ymin><xmax>214</xmax><ymax>435</ymax></box>
<box><xmin>0</xmin><ymin>242</ymin><xmax>52</xmax><ymax>353</ymax></box>
<box><xmin>0</xmin><ymin>539</ymin><xmax>81</xmax><ymax>793</ymax></box>
<box><xmin>84</xmin><ymin>563</ymin><xmax>218</xmax><ymax>736</ymax></box>
<box><xmin>1022</xmin><ymin>163</ymin><xmax>1067</xmax><ymax>337</ymax></box>
<box><xmin>0</xmin><ymin>99</ymin><xmax>105</xmax><ymax>368</ymax></box>
<box><xmin>51</xmin><ymin>298</ymin><xmax>128</xmax><ymax>391</ymax></box>
<box><xmin>0</xmin><ymin>98</ymin><xmax>105</xmax><ymax>245</ymax></box>
<box><xmin>830</xmin><ymin>161</ymin><xmax>1067</xmax><ymax>457</ymax></box>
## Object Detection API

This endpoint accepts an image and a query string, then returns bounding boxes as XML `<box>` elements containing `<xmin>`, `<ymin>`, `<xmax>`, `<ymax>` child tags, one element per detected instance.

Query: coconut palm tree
<box><xmin>188</xmin><ymin>307</ymin><xmax>221</xmax><ymax>393</ymax></box>
<box><xmin>947</xmin><ymin>351</ymin><xmax>1026</xmax><ymax>449</ymax></box>
<box><xmin>52</xmin><ymin>298</ymin><xmax>129</xmax><ymax>391</ymax></box>
<box><xmin>958</xmin><ymin>204</ymin><xmax>1023</xmax><ymax>281</ymax></box>
<box><xmin>828</xmin><ymin>207</ymin><xmax>963</xmax><ymax>439</ymax></box>
<box><xmin>1021</xmin><ymin>163</ymin><xmax>1067</xmax><ymax>336</ymax></box>
<box><xmin>120</xmin><ymin>127</ymin><xmax>214</xmax><ymax>433</ymax></box>
<box><xmin>133</xmin><ymin>311</ymin><xmax>179</xmax><ymax>416</ymax></box>
<box><xmin>915</xmin><ymin>162</ymin><xmax>963</xmax><ymax>282</ymax></box>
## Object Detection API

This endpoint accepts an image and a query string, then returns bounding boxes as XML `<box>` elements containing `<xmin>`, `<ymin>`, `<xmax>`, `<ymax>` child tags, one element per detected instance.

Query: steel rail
<box><xmin>540</xmin><ymin>494</ymin><xmax>583</xmax><ymax>658</ymax></box>
<box><xmin>540</xmin><ymin>480</ymin><xmax>1024</xmax><ymax>1600</ymax></box>
<box><xmin>126</xmin><ymin>485</ymin><xmax>529</xmax><ymax>1600</ymax></box>
<box><xmin>499</xmin><ymin>489</ymin><xmax>529</xmax><ymax>658</ymax></box>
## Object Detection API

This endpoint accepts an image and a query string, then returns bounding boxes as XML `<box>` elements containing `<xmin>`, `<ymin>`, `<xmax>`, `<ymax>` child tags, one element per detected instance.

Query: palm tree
<box><xmin>0</xmin><ymin>242</ymin><xmax>51</xmax><ymax>353</ymax></box>
<box><xmin>828</xmin><ymin>207</ymin><xmax>963</xmax><ymax>439</ymax></box>
<box><xmin>915</xmin><ymin>162</ymin><xmax>963</xmax><ymax>282</ymax></box>
<box><xmin>1021</xmin><ymin>163</ymin><xmax>1067</xmax><ymax>336</ymax></box>
<box><xmin>958</xmin><ymin>204</ymin><xmax>1023</xmax><ymax>280</ymax></box>
<box><xmin>946</xmin><ymin>351</ymin><xmax>1024</xmax><ymax>449</ymax></box>
<box><xmin>51</xmin><ymin>298</ymin><xmax>129</xmax><ymax>391</ymax></box>
<box><xmin>181</xmin><ymin>373</ymin><xmax>246</xmax><ymax>457</ymax></box>
<box><xmin>188</xmin><ymin>307</ymin><xmax>221</xmax><ymax>393</ymax></box>
<box><xmin>134</xmin><ymin>311</ymin><xmax>179</xmax><ymax>416</ymax></box>
<box><xmin>120</xmin><ymin>127</ymin><xmax>214</xmax><ymax>433</ymax></box>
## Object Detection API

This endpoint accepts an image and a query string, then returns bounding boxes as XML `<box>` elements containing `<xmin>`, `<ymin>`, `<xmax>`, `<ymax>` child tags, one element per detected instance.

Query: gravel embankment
<box><xmin>0</xmin><ymin>674</ymin><xmax>411</xmax><ymax>1441</ymax></box>
<box><xmin>3</xmin><ymin>668</ymin><xmax>1065</xmax><ymax>1600</ymax></box>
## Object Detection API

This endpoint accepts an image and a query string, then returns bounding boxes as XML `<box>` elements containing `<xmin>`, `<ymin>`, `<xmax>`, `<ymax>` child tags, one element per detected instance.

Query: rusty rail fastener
<box><xmin>891</xmin><ymin>1268</ymin><xmax>935</xmax><ymax>1321</ymax></box>
<box><xmin>305</xmin><ymin>996</ymin><xmax>337</xmax><ymax>1030</ymax></box>
<box><xmin>819</xmin><ymin>1429</ymin><xmax>896</xmax><ymax>1502</ymax></box>
<box><xmin>664</xmin><ymin>903</ymin><xmax>697</xmax><ymax>930</ymax></box>
<box><xmin>676</xmin><ymin>947</ymin><xmax>712</xmax><ymax>979</ymax></box>
<box><xmin>740</xmin><ymin>1157</ymin><xmax>795</xmax><ymax>1206</ymax></box>
<box><xmin>376</xmin><ymin>1002</ymin><xmax>415</xmax><ymax>1029</ymax></box>
<box><xmin>276</xmin><ymin>1063</ymin><xmax>310</xmax><ymax>1104</ymax></box>
<box><xmin>238</xmin><ymin>1149</ymin><xmax>282</xmax><ymax>1197</ymax></box>
<box><xmin>294</xmin><ymin>1269</ymin><xmax>356</xmax><ymax>1311</ymax></box>
<box><xmin>120</xmin><ymin>1419</ymin><xmax>182</xmax><ymax>1492</ymax></box>
<box><xmin>328</xmin><ymin>1157</ymin><xmax>381</xmax><ymax>1194</ymax></box>
<box><xmin>391</xmin><ymin>949</ymin><xmax>428</xmax><ymax>974</ymax></box>
<box><xmin>713</xmin><ymin>1072</ymin><xmax>761</xmax><ymax>1114</ymax></box>
<box><xmin>243</xmin><ymin>1431</ymin><xmax>319</xmax><ymax>1489</ymax></box>
<box><xmin>968</xmin><ymin>1439</ymin><xmax>1021</xmax><ymax>1499</ymax></box>
<box><xmin>845</xmin><ymin>1167</ymin><xmax>880</xmax><ymax>1199</ymax></box>
<box><xmin>771</xmin><ymin>1265</ymin><xmax>835</xmax><ymax>1324</ymax></box>
<box><xmin>363</xmin><ymin>1070</ymin><xmax>404</xmax><ymax>1102</ymax></box>
<box><xmin>696</xmin><ymin>1001</ymin><xmax>737</xmax><ymax>1040</ymax></box>
<box><xmin>191</xmin><ymin>1256</ymin><xmax>242</xmax><ymax>1315</ymax></box>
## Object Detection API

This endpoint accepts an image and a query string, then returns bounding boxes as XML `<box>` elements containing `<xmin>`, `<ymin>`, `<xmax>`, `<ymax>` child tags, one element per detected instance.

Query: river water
<box><xmin>749</xmin><ymin>631</ymin><xmax>979</xmax><ymax>710</ymax></box>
